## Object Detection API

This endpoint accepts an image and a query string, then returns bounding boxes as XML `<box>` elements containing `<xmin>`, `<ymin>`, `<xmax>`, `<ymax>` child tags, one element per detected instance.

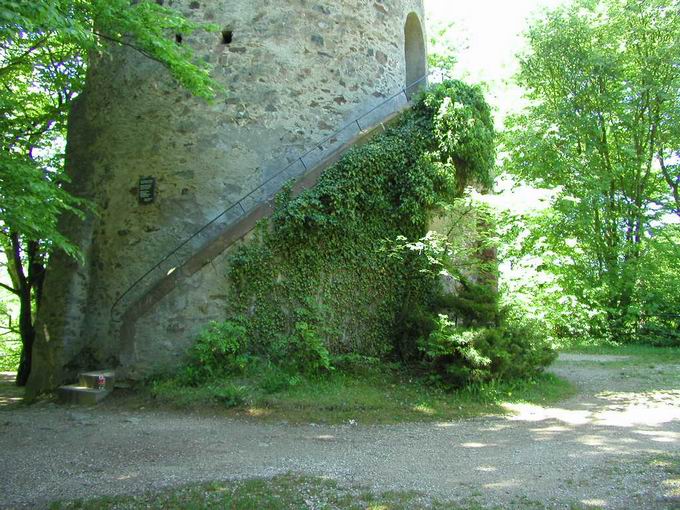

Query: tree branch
<box><xmin>93</xmin><ymin>31</ymin><xmax>169</xmax><ymax>68</ymax></box>
<box><xmin>9</xmin><ymin>232</ymin><xmax>27</xmax><ymax>290</ymax></box>
<box><xmin>658</xmin><ymin>154</ymin><xmax>680</xmax><ymax>216</ymax></box>
<box><xmin>0</xmin><ymin>281</ymin><xmax>18</xmax><ymax>295</ymax></box>
<box><xmin>0</xmin><ymin>35</ymin><xmax>49</xmax><ymax>76</ymax></box>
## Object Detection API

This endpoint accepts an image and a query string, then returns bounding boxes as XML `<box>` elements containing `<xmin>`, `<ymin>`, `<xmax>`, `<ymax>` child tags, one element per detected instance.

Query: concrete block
<box><xmin>79</xmin><ymin>370</ymin><xmax>116</xmax><ymax>391</ymax></box>
<box><xmin>57</xmin><ymin>385</ymin><xmax>111</xmax><ymax>405</ymax></box>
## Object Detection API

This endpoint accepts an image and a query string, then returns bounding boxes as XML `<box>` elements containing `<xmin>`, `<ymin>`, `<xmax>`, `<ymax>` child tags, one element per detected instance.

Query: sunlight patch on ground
<box><xmin>634</xmin><ymin>430</ymin><xmax>680</xmax><ymax>443</ymax></box>
<box><xmin>594</xmin><ymin>391</ymin><xmax>680</xmax><ymax>427</ymax></box>
<box><xmin>503</xmin><ymin>390</ymin><xmax>680</xmax><ymax>429</ymax></box>
<box><xmin>433</xmin><ymin>422</ymin><xmax>460</xmax><ymax>429</ymax></box>
<box><xmin>116</xmin><ymin>473</ymin><xmax>140</xmax><ymax>481</ymax></box>
<box><xmin>575</xmin><ymin>435</ymin><xmax>607</xmax><ymax>446</ymax></box>
<box><xmin>461</xmin><ymin>442</ymin><xmax>495</xmax><ymax>448</ymax></box>
<box><xmin>558</xmin><ymin>354</ymin><xmax>631</xmax><ymax>362</ymax></box>
<box><xmin>530</xmin><ymin>425</ymin><xmax>571</xmax><ymax>433</ymax></box>
<box><xmin>662</xmin><ymin>479</ymin><xmax>680</xmax><ymax>497</ymax></box>
<box><xmin>0</xmin><ymin>396</ymin><xmax>23</xmax><ymax>407</ymax></box>
<box><xmin>0</xmin><ymin>371</ymin><xmax>23</xmax><ymax>407</ymax></box>
<box><xmin>502</xmin><ymin>403</ymin><xmax>591</xmax><ymax>425</ymax></box>
<box><xmin>412</xmin><ymin>404</ymin><xmax>435</xmax><ymax>415</ymax></box>
<box><xmin>483</xmin><ymin>480</ymin><xmax>519</xmax><ymax>490</ymax></box>
<box><xmin>651</xmin><ymin>456</ymin><xmax>680</xmax><ymax>498</ymax></box>
<box><xmin>246</xmin><ymin>407</ymin><xmax>272</xmax><ymax>418</ymax></box>
<box><xmin>580</xmin><ymin>498</ymin><xmax>608</xmax><ymax>507</ymax></box>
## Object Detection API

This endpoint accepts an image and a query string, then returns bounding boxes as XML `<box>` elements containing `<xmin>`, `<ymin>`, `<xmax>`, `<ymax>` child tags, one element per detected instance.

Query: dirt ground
<box><xmin>1</xmin><ymin>355</ymin><xmax>679</xmax><ymax>509</ymax></box>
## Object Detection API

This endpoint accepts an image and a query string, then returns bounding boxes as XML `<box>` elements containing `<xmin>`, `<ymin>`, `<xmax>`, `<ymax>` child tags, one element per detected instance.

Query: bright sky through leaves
<box><xmin>426</xmin><ymin>0</ymin><xmax>569</xmax><ymax>125</ymax></box>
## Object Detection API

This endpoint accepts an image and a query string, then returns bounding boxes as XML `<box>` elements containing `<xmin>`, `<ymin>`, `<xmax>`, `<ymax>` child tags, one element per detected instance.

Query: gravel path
<box><xmin>1</xmin><ymin>355</ymin><xmax>679</xmax><ymax>509</ymax></box>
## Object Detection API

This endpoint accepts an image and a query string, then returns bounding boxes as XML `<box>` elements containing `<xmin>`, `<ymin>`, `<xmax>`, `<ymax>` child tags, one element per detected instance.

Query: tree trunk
<box><xmin>15</xmin><ymin>285</ymin><xmax>34</xmax><ymax>386</ymax></box>
<box><xmin>8</xmin><ymin>232</ymin><xmax>43</xmax><ymax>387</ymax></box>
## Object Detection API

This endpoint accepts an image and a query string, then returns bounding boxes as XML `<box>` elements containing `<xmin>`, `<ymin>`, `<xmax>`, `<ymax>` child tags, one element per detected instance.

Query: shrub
<box><xmin>210</xmin><ymin>384</ymin><xmax>248</xmax><ymax>407</ymax></box>
<box><xmin>393</xmin><ymin>299</ymin><xmax>436</xmax><ymax>362</ymax></box>
<box><xmin>419</xmin><ymin>311</ymin><xmax>556</xmax><ymax>388</ymax></box>
<box><xmin>271</xmin><ymin>321</ymin><xmax>333</xmax><ymax>376</ymax></box>
<box><xmin>478</xmin><ymin>312</ymin><xmax>557</xmax><ymax>380</ymax></box>
<box><xmin>419</xmin><ymin>314</ymin><xmax>491</xmax><ymax>386</ymax></box>
<box><xmin>440</xmin><ymin>282</ymin><xmax>500</xmax><ymax>327</ymax></box>
<box><xmin>181</xmin><ymin>320</ymin><xmax>250</xmax><ymax>385</ymax></box>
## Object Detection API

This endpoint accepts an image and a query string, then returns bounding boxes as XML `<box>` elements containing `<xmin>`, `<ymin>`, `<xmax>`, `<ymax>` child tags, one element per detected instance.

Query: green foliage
<box><xmin>419</xmin><ymin>311</ymin><xmax>556</xmax><ymax>388</ymax></box>
<box><xmin>171</xmin><ymin>81</ymin><xmax>553</xmax><ymax>392</ymax></box>
<box><xmin>1</xmin><ymin>0</ymin><xmax>221</xmax><ymax>384</ymax></box>
<box><xmin>181</xmin><ymin>320</ymin><xmax>250</xmax><ymax>385</ymax></box>
<box><xmin>0</xmin><ymin>338</ymin><xmax>20</xmax><ymax>371</ymax></box>
<box><xmin>419</xmin><ymin>314</ymin><xmax>492</xmax><ymax>385</ymax></box>
<box><xmin>418</xmin><ymin>81</ymin><xmax>496</xmax><ymax>190</ymax></box>
<box><xmin>442</xmin><ymin>282</ymin><xmax>500</xmax><ymax>328</ymax></box>
<box><xmin>1</xmin><ymin>0</ymin><xmax>218</xmax><ymax>251</ymax></box>
<box><xmin>227</xmin><ymin>80</ymin><xmax>496</xmax><ymax>363</ymax></box>
<box><xmin>209</xmin><ymin>384</ymin><xmax>247</xmax><ymax>408</ymax></box>
<box><xmin>271</xmin><ymin>321</ymin><xmax>334</xmax><ymax>376</ymax></box>
<box><xmin>503</xmin><ymin>0</ymin><xmax>680</xmax><ymax>345</ymax></box>
<box><xmin>151</xmin><ymin>378</ymin><xmax>247</xmax><ymax>408</ymax></box>
<box><xmin>393</xmin><ymin>300</ymin><xmax>436</xmax><ymax>362</ymax></box>
<box><xmin>172</xmin><ymin>81</ymin><xmax>551</xmax><ymax>394</ymax></box>
<box><xmin>150</xmin><ymin>360</ymin><xmax>573</xmax><ymax>424</ymax></box>
<box><xmin>0</xmin><ymin>296</ymin><xmax>19</xmax><ymax>370</ymax></box>
<box><xmin>427</xmin><ymin>21</ymin><xmax>459</xmax><ymax>79</ymax></box>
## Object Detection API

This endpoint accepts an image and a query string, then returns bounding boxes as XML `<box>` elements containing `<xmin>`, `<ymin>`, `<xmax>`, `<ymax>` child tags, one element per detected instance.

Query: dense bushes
<box><xmin>181</xmin><ymin>318</ymin><xmax>334</xmax><ymax>386</ymax></box>
<box><xmin>419</xmin><ymin>310</ymin><xmax>556</xmax><ymax>387</ymax></box>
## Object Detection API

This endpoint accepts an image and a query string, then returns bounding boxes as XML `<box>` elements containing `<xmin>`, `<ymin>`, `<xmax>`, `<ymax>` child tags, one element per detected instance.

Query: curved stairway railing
<box><xmin>110</xmin><ymin>74</ymin><xmax>432</xmax><ymax>324</ymax></box>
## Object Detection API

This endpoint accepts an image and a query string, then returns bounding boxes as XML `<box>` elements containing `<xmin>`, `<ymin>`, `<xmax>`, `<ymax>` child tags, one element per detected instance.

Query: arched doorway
<box><xmin>404</xmin><ymin>12</ymin><xmax>427</xmax><ymax>98</ymax></box>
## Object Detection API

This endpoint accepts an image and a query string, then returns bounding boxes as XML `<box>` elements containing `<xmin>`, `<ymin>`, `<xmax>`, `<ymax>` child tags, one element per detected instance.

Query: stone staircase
<box><xmin>57</xmin><ymin>370</ymin><xmax>115</xmax><ymax>405</ymax></box>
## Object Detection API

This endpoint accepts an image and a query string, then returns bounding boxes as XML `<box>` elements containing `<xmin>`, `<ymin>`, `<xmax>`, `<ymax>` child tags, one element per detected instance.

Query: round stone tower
<box><xmin>28</xmin><ymin>0</ymin><xmax>427</xmax><ymax>391</ymax></box>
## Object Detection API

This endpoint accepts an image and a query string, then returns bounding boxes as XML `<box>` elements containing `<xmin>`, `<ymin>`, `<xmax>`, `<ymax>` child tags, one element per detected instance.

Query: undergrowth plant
<box><xmin>181</xmin><ymin>320</ymin><xmax>250</xmax><ymax>385</ymax></box>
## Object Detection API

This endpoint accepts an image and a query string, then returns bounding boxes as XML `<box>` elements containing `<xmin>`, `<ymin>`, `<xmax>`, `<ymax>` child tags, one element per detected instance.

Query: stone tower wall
<box><xmin>29</xmin><ymin>0</ymin><xmax>427</xmax><ymax>389</ymax></box>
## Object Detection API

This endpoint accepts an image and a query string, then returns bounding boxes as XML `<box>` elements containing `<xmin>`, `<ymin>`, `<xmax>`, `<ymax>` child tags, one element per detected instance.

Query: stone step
<box><xmin>57</xmin><ymin>384</ymin><xmax>111</xmax><ymax>405</ymax></box>
<box><xmin>79</xmin><ymin>370</ymin><xmax>116</xmax><ymax>391</ymax></box>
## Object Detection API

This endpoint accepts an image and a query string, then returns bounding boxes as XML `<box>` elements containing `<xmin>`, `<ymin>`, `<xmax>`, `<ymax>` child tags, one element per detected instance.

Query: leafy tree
<box><xmin>0</xmin><ymin>0</ymin><xmax>217</xmax><ymax>385</ymax></box>
<box><xmin>503</xmin><ymin>0</ymin><xmax>680</xmax><ymax>342</ymax></box>
<box><xmin>427</xmin><ymin>21</ymin><xmax>459</xmax><ymax>79</ymax></box>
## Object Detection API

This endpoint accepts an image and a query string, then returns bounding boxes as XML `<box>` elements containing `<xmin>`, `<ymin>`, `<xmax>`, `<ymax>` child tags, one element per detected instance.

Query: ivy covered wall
<box><xmin>226</xmin><ymin>80</ymin><xmax>496</xmax><ymax>358</ymax></box>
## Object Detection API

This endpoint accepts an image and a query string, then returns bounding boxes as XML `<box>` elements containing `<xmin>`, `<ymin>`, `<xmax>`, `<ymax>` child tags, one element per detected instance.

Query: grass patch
<box><xmin>140</xmin><ymin>363</ymin><xmax>575</xmax><ymax>425</ymax></box>
<box><xmin>561</xmin><ymin>343</ymin><xmax>680</xmax><ymax>365</ymax></box>
<box><xmin>48</xmin><ymin>473</ymin><xmax>527</xmax><ymax>510</ymax></box>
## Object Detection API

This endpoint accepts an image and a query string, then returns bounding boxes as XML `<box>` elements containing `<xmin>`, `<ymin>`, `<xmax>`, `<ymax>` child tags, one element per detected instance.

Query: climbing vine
<box><xmin>177</xmin><ymin>80</ymin><xmax>554</xmax><ymax>391</ymax></box>
<box><xmin>225</xmin><ymin>80</ymin><xmax>497</xmax><ymax>360</ymax></box>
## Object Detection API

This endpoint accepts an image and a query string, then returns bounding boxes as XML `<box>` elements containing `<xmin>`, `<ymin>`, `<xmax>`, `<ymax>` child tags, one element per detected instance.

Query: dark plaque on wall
<box><xmin>138</xmin><ymin>176</ymin><xmax>156</xmax><ymax>204</ymax></box>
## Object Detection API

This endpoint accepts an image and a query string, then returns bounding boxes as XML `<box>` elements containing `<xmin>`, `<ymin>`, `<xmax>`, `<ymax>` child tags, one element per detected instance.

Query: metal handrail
<box><xmin>110</xmin><ymin>73</ymin><xmax>431</xmax><ymax>316</ymax></box>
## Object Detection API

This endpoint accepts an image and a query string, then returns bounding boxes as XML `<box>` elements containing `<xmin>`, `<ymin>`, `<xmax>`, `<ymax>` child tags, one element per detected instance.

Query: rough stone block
<box><xmin>57</xmin><ymin>385</ymin><xmax>111</xmax><ymax>406</ymax></box>
<box><xmin>79</xmin><ymin>370</ymin><xmax>116</xmax><ymax>391</ymax></box>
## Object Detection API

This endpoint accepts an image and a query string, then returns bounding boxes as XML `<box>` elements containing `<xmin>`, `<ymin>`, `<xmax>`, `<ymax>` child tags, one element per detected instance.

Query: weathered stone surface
<box><xmin>57</xmin><ymin>385</ymin><xmax>111</xmax><ymax>406</ymax></box>
<box><xmin>28</xmin><ymin>0</ymin><xmax>428</xmax><ymax>392</ymax></box>
<box><xmin>79</xmin><ymin>370</ymin><xmax>116</xmax><ymax>391</ymax></box>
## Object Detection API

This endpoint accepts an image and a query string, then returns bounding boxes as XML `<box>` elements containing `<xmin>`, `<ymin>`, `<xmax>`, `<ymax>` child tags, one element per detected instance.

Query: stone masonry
<box><xmin>28</xmin><ymin>0</ymin><xmax>427</xmax><ymax>393</ymax></box>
